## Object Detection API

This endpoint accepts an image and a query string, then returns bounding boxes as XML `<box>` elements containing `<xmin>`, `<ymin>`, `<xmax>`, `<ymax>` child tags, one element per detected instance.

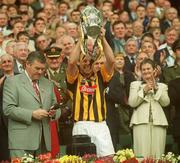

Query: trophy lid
<box><xmin>81</xmin><ymin>5</ymin><xmax>103</xmax><ymax>39</ymax></box>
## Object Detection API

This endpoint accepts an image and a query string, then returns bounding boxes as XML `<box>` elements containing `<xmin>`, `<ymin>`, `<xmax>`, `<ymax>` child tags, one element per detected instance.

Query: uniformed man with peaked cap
<box><xmin>45</xmin><ymin>46</ymin><xmax>73</xmax><ymax>145</ymax></box>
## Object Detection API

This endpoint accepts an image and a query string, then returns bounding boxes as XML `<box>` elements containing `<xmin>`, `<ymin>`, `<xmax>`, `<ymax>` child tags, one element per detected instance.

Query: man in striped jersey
<box><xmin>66</xmin><ymin>28</ymin><xmax>115</xmax><ymax>157</ymax></box>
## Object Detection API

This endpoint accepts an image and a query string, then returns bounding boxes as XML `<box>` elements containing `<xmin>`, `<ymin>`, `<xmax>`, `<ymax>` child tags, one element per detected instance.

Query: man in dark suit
<box><xmin>13</xmin><ymin>42</ymin><xmax>29</xmax><ymax>74</ymax></box>
<box><xmin>3</xmin><ymin>51</ymin><xmax>61</xmax><ymax>158</ymax></box>
<box><xmin>168</xmin><ymin>77</ymin><xmax>180</xmax><ymax>154</ymax></box>
<box><xmin>124</xmin><ymin>38</ymin><xmax>138</xmax><ymax>73</ymax></box>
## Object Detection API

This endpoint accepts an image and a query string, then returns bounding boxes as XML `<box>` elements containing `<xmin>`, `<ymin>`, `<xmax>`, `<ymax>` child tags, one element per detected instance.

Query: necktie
<box><xmin>131</xmin><ymin>57</ymin><xmax>135</xmax><ymax>72</ymax></box>
<box><xmin>54</xmin><ymin>71</ymin><xmax>58</xmax><ymax>76</ymax></box>
<box><xmin>53</xmin><ymin>71</ymin><xmax>59</xmax><ymax>81</ymax></box>
<box><xmin>19</xmin><ymin>65</ymin><xmax>24</xmax><ymax>73</ymax></box>
<box><xmin>32</xmin><ymin>81</ymin><xmax>40</xmax><ymax>99</ymax></box>
<box><xmin>131</xmin><ymin>57</ymin><xmax>135</xmax><ymax>65</ymax></box>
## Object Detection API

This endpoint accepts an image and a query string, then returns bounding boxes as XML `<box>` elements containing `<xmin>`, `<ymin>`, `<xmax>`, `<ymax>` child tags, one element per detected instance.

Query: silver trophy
<box><xmin>80</xmin><ymin>5</ymin><xmax>103</xmax><ymax>61</ymax></box>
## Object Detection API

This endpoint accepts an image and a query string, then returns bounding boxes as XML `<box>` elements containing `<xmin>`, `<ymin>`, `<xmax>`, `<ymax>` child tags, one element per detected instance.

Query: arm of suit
<box><xmin>154</xmin><ymin>83</ymin><xmax>170</xmax><ymax>107</ymax></box>
<box><xmin>108</xmin><ymin>75</ymin><xmax>127</xmax><ymax>105</ymax></box>
<box><xmin>3</xmin><ymin>77</ymin><xmax>33</xmax><ymax>125</ymax></box>
<box><xmin>168</xmin><ymin>80</ymin><xmax>179</xmax><ymax>105</ymax></box>
<box><xmin>128</xmin><ymin>81</ymin><xmax>144</xmax><ymax>108</ymax></box>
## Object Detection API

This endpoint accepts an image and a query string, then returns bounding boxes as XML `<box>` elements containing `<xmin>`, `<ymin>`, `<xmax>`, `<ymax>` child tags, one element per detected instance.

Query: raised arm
<box><xmin>66</xmin><ymin>40</ymin><xmax>81</xmax><ymax>77</ymax></box>
<box><xmin>101</xmin><ymin>28</ymin><xmax>115</xmax><ymax>75</ymax></box>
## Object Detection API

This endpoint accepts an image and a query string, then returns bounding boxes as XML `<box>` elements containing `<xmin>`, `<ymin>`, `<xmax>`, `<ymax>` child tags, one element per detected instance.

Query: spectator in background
<box><xmin>13</xmin><ymin>42</ymin><xmax>29</xmax><ymax>73</ymax></box>
<box><xmin>70</xmin><ymin>9</ymin><xmax>81</xmax><ymax>25</ymax></box>
<box><xmin>146</xmin><ymin>2</ymin><xmax>156</xmax><ymax>21</ymax></box>
<box><xmin>35</xmin><ymin>34</ymin><xmax>50</xmax><ymax>53</ymax></box>
<box><xmin>141</xmin><ymin>32</ymin><xmax>154</xmax><ymax>44</ymax></box>
<box><xmin>3</xmin><ymin>39</ymin><xmax>16</xmax><ymax>57</ymax></box>
<box><xmin>43</xmin><ymin>3</ymin><xmax>56</xmax><ymax>25</ymax></box>
<box><xmin>19</xmin><ymin>11</ymin><xmax>32</xmax><ymax>29</ymax></box>
<box><xmin>64</xmin><ymin>22</ymin><xmax>79</xmax><ymax>43</ymax></box>
<box><xmin>148</xmin><ymin>17</ymin><xmax>160</xmax><ymax>29</ymax></box>
<box><xmin>132</xmin><ymin>20</ymin><xmax>144</xmax><ymax>47</ymax></box>
<box><xmin>106</xmin><ymin>53</ymin><xmax>135</xmax><ymax>150</ymax></box>
<box><xmin>125</xmin><ymin>22</ymin><xmax>133</xmax><ymax>40</ymax></box>
<box><xmin>163</xmin><ymin>39</ymin><xmax>180</xmax><ymax>83</ymax></box>
<box><xmin>57</xmin><ymin>1</ymin><xmax>69</xmax><ymax>24</ymax></box>
<box><xmin>16</xmin><ymin>31</ymin><xmax>35</xmax><ymax>52</ymax></box>
<box><xmin>154</xmin><ymin>0</ymin><xmax>165</xmax><ymax>19</ymax></box>
<box><xmin>109</xmin><ymin>12</ymin><xmax>119</xmax><ymax>25</ymax></box>
<box><xmin>168</xmin><ymin>78</ymin><xmax>180</xmax><ymax>154</ymax></box>
<box><xmin>168</xmin><ymin>41</ymin><xmax>180</xmax><ymax>153</ymax></box>
<box><xmin>7</xmin><ymin>4</ymin><xmax>18</xmax><ymax>18</ymax></box>
<box><xmin>55</xmin><ymin>26</ymin><xmax>67</xmax><ymax>40</ymax></box>
<box><xmin>141</xmin><ymin>41</ymin><xmax>156</xmax><ymax>60</ymax></box>
<box><xmin>149</xmin><ymin>27</ymin><xmax>164</xmax><ymax>48</ymax></box>
<box><xmin>36</xmin><ymin>11</ymin><xmax>48</xmax><ymax>25</ymax></box>
<box><xmin>0</xmin><ymin>54</ymin><xmax>15</xmax><ymax>162</ymax></box>
<box><xmin>161</xmin><ymin>7</ymin><xmax>178</xmax><ymax>34</ymax></box>
<box><xmin>18</xmin><ymin>3</ymin><xmax>29</xmax><ymax>13</ymax></box>
<box><xmin>112</xmin><ymin>21</ymin><xmax>126</xmax><ymax>55</ymax></box>
<box><xmin>135</xmin><ymin>5</ymin><xmax>146</xmax><ymax>23</ymax></box>
<box><xmin>155</xmin><ymin>27</ymin><xmax>178</xmax><ymax>68</ymax></box>
<box><xmin>124</xmin><ymin>38</ymin><xmax>138</xmax><ymax>72</ymax></box>
<box><xmin>0</xmin><ymin>12</ymin><xmax>11</xmax><ymax>36</ymax></box>
<box><xmin>119</xmin><ymin>11</ymin><xmax>130</xmax><ymax>23</ymax></box>
<box><xmin>33</xmin><ymin>18</ymin><xmax>46</xmax><ymax>39</ymax></box>
<box><xmin>128</xmin><ymin>0</ymin><xmax>139</xmax><ymax>21</ymax></box>
<box><xmin>12</xmin><ymin>20</ymin><xmax>25</xmax><ymax>38</ymax></box>
<box><xmin>172</xmin><ymin>17</ymin><xmax>180</xmax><ymax>36</ymax></box>
<box><xmin>60</xmin><ymin>35</ymin><xmax>75</xmax><ymax>62</ymax></box>
<box><xmin>129</xmin><ymin>58</ymin><xmax>170</xmax><ymax>159</ymax></box>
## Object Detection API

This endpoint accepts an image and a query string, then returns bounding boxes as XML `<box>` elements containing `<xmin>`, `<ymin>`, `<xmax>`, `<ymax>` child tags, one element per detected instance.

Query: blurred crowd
<box><xmin>0</xmin><ymin>0</ymin><xmax>180</xmax><ymax>161</ymax></box>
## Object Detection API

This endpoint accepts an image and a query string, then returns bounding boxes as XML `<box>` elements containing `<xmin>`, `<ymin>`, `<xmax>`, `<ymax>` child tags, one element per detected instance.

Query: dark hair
<box><xmin>140</xmin><ymin>58</ymin><xmax>156</xmax><ymax>70</ymax></box>
<box><xmin>103</xmin><ymin>0</ymin><xmax>113</xmax><ymax>5</ymax></box>
<box><xmin>136</xmin><ymin>4</ymin><xmax>145</xmax><ymax>10</ymax></box>
<box><xmin>7</xmin><ymin>4</ymin><xmax>18</xmax><ymax>11</ymax></box>
<box><xmin>58</xmin><ymin>1</ymin><xmax>70</xmax><ymax>9</ymax></box>
<box><xmin>71</xmin><ymin>9</ymin><xmax>80</xmax><ymax>16</ymax></box>
<box><xmin>26</xmin><ymin>51</ymin><xmax>46</xmax><ymax>64</ymax></box>
<box><xmin>16</xmin><ymin>31</ymin><xmax>29</xmax><ymax>40</ymax></box>
<box><xmin>141</xmin><ymin>32</ymin><xmax>154</xmax><ymax>40</ymax></box>
<box><xmin>33</xmin><ymin>17</ymin><xmax>45</xmax><ymax>26</ymax></box>
<box><xmin>112</xmin><ymin>21</ymin><xmax>126</xmax><ymax>30</ymax></box>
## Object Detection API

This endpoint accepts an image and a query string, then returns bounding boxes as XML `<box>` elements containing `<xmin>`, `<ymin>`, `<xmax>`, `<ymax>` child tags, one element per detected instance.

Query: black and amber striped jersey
<box><xmin>67</xmin><ymin>65</ymin><xmax>112</xmax><ymax>122</ymax></box>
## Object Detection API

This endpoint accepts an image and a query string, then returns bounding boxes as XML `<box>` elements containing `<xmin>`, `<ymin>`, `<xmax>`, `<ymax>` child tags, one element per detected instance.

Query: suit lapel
<box><xmin>38</xmin><ymin>78</ymin><xmax>47</xmax><ymax>104</ymax></box>
<box><xmin>20</xmin><ymin>73</ymin><xmax>41</xmax><ymax>103</ymax></box>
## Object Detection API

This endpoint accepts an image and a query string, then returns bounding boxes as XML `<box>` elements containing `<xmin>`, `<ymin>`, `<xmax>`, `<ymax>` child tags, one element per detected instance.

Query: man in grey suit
<box><xmin>3</xmin><ymin>51</ymin><xmax>61</xmax><ymax>158</ymax></box>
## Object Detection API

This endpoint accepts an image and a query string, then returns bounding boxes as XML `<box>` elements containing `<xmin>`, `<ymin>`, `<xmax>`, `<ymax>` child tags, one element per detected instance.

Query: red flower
<box><xmin>11</xmin><ymin>158</ymin><xmax>21</xmax><ymax>163</ymax></box>
<box><xmin>94</xmin><ymin>160</ymin><xmax>104</xmax><ymax>163</ymax></box>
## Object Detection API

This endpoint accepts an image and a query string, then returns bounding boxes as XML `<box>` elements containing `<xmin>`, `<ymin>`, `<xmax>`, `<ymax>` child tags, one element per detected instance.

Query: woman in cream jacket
<box><xmin>128</xmin><ymin>59</ymin><xmax>170</xmax><ymax>159</ymax></box>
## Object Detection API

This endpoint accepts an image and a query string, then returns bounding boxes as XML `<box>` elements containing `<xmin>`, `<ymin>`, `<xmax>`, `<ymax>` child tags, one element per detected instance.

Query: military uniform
<box><xmin>163</xmin><ymin>38</ymin><xmax>180</xmax><ymax>136</ymax></box>
<box><xmin>163</xmin><ymin>64</ymin><xmax>180</xmax><ymax>84</ymax></box>
<box><xmin>45</xmin><ymin>47</ymin><xmax>73</xmax><ymax>145</ymax></box>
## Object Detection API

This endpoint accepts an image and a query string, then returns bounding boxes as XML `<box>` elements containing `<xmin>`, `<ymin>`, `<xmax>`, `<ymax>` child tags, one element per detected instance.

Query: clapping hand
<box><xmin>144</xmin><ymin>75</ymin><xmax>157</xmax><ymax>94</ymax></box>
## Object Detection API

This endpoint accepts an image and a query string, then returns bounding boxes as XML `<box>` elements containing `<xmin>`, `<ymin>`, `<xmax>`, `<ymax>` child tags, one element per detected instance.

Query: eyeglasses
<box><xmin>37</xmin><ymin>39</ymin><xmax>46</xmax><ymax>44</ymax></box>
